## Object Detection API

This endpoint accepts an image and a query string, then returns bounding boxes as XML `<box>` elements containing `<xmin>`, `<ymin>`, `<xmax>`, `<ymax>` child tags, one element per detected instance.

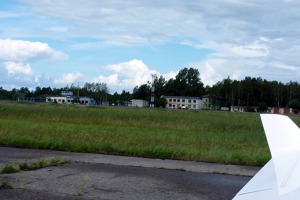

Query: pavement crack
<box><xmin>57</xmin><ymin>172</ymin><xmax>79</xmax><ymax>179</ymax></box>
<box><xmin>91</xmin><ymin>185</ymin><xmax>119</xmax><ymax>193</ymax></box>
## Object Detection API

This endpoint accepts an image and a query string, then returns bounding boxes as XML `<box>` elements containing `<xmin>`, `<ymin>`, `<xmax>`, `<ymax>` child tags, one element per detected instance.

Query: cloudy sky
<box><xmin>1</xmin><ymin>0</ymin><xmax>300</xmax><ymax>93</ymax></box>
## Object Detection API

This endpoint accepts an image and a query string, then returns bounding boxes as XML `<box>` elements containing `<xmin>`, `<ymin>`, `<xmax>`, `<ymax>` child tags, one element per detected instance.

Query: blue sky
<box><xmin>1</xmin><ymin>0</ymin><xmax>300</xmax><ymax>93</ymax></box>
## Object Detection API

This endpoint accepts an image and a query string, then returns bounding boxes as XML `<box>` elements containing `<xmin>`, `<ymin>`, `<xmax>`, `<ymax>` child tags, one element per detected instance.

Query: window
<box><xmin>173</xmin><ymin>99</ymin><xmax>176</xmax><ymax>102</ymax></box>
<box><xmin>169</xmin><ymin>99</ymin><xmax>172</xmax><ymax>102</ymax></box>
<box><xmin>193</xmin><ymin>105</ymin><xmax>196</xmax><ymax>109</ymax></box>
<box><xmin>193</xmin><ymin>100</ymin><xmax>196</xmax><ymax>103</ymax></box>
<box><xmin>182</xmin><ymin>99</ymin><xmax>185</xmax><ymax>102</ymax></box>
<box><xmin>177</xmin><ymin>99</ymin><xmax>180</xmax><ymax>102</ymax></box>
<box><xmin>169</xmin><ymin>104</ymin><xmax>172</xmax><ymax>107</ymax></box>
<box><xmin>188</xmin><ymin>100</ymin><xmax>191</xmax><ymax>103</ymax></box>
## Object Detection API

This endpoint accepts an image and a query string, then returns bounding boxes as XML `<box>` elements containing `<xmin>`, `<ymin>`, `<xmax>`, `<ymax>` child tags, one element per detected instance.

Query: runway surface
<box><xmin>0</xmin><ymin>147</ymin><xmax>254</xmax><ymax>199</ymax></box>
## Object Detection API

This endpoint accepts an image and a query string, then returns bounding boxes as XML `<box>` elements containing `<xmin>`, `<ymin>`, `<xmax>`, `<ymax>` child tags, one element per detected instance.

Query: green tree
<box><xmin>258</xmin><ymin>103</ymin><xmax>268</xmax><ymax>113</ymax></box>
<box><xmin>288</xmin><ymin>99</ymin><xmax>300</xmax><ymax>109</ymax></box>
<box><xmin>153</xmin><ymin>75</ymin><xmax>167</xmax><ymax>106</ymax></box>
<box><xmin>157</xmin><ymin>97</ymin><xmax>168</xmax><ymax>108</ymax></box>
<box><xmin>165</xmin><ymin>67</ymin><xmax>204</xmax><ymax>97</ymax></box>
<box><xmin>132</xmin><ymin>84</ymin><xmax>151</xmax><ymax>100</ymax></box>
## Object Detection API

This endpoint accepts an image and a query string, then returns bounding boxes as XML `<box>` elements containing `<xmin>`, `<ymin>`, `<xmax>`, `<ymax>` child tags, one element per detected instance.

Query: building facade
<box><xmin>131</xmin><ymin>99</ymin><xmax>149</xmax><ymax>107</ymax></box>
<box><xmin>202</xmin><ymin>94</ymin><xmax>210</xmax><ymax>109</ymax></box>
<box><xmin>163</xmin><ymin>96</ymin><xmax>202</xmax><ymax>110</ymax></box>
<box><xmin>46</xmin><ymin>91</ymin><xmax>96</xmax><ymax>105</ymax></box>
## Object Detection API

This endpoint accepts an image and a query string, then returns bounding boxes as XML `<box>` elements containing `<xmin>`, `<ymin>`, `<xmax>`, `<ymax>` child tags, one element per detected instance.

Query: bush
<box><xmin>258</xmin><ymin>103</ymin><xmax>268</xmax><ymax>113</ymax></box>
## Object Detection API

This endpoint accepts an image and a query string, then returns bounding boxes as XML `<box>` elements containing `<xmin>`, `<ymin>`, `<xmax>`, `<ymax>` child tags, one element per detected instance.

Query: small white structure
<box><xmin>79</xmin><ymin>97</ymin><xmax>96</xmax><ymax>105</ymax></box>
<box><xmin>131</xmin><ymin>99</ymin><xmax>149</xmax><ymax>107</ymax></box>
<box><xmin>46</xmin><ymin>91</ymin><xmax>95</xmax><ymax>105</ymax></box>
<box><xmin>163</xmin><ymin>96</ymin><xmax>202</xmax><ymax>110</ymax></box>
<box><xmin>61</xmin><ymin>91</ymin><xmax>73</xmax><ymax>96</ymax></box>
<box><xmin>46</xmin><ymin>96</ymin><xmax>69</xmax><ymax>104</ymax></box>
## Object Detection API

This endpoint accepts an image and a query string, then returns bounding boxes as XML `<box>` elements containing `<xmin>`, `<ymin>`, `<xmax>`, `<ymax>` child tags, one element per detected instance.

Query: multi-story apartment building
<box><xmin>162</xmin><ymin>96</ymin><xmax>202</xmax><ymax>110</ymax></box>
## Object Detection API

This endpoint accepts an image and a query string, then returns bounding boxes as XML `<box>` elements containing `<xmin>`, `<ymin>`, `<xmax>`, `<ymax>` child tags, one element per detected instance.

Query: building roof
<box><xmin>162</xmin><ymin>95</ymin><xmax>201</xmax><ymax>100</ymax></box>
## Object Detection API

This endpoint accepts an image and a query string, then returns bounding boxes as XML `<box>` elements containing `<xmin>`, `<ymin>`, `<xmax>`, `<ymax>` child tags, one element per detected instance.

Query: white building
<box><xmin>61</xmin><ymin>91</ymin><xmax>73</xmax><ymax>96</ymax></box>
<box><xmin>79</xmin><ymin>97</ymin><xmax>96</xmax><ymax>105</ymax></box>
<box><xmin>131</xmin><ymin>99</ymin><xmax>149</xmax><ymax>107</ymax></box>
<box><xmin>46</xmin><ymin>91</ymin><xmax>95</xmax><ymax>105</ymax></box>
<box><xmin>163</xmin><ymin>96</ymin><xmax>202</xmax><ymax>110</ymax></box>
<box><xmin>46</xmin><ymin>96</ymin><xmax>69</xmax><ymax>104</ymax></box>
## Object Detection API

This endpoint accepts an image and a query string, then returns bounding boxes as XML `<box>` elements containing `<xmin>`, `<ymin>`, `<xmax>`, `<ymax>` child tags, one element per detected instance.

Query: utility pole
<box><xmin>77</xmin><ymin>82</ymin><xmax>80</xmax><ymax>104</ymax></box>
<box><xmin>150</xmin><ymin>74</ymin><xmax>156</xmax><ymax>108</ymax></box>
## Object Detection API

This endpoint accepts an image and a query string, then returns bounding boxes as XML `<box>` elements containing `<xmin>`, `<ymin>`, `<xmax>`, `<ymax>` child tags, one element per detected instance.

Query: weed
<box><xmin>49</xmin><ymin>158</ymin><xmax>61</xmax><ymax>166</ymax></box>
<box><xmin>21</xmin><ymin>176</ymin><xmax>29</xmax><ymax>188</ymax></box>
<box><xmin>18</xmin><ymin>162</ymin><xmax>30</xmax><ymax>171</ymax></box>
<box><xmin>1</xmin><ymin>158</ymin><xmax>71</xmax><ymax>175</ymax></box>
<box><xmin>76</xmin><ymin>174</ymin><xmax>90</xmax><ymax>196</ymax></box>
<box><xmin>0</xmin><ymin>181</ymin><xmax>13</xmax><ymax>189</ymax></box>
<box><xmin>49</xmin><ymin>158</ymin><xmax>71</xmax><ymax>166</ymax></box>
<box><xmin>18</xmin><ymin>159</ymin><xmax>47</xmax><ymax>171</ymax></box>
<box><xmin>30</xmin><ymin>160</ymin><xmax>47</xmax><ymax>169</ymax></box>
<box><xmin>0</xmin><ymin>164</ymin><xmax>19</xmax><ymax>174</ymax></box>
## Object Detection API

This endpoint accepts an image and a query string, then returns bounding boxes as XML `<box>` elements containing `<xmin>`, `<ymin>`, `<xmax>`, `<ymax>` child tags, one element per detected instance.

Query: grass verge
<box><xmin>1</xmin><ymin>101</ymin><xmax>298</xmax><ymax>166</ymax></box>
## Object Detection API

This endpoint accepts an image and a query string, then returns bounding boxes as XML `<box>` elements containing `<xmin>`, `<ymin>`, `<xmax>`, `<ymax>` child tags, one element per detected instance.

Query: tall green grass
<box><xmin>0</xmin><ymin>101</ymin><xmax>285</xmax><ymax>166</ymax></box>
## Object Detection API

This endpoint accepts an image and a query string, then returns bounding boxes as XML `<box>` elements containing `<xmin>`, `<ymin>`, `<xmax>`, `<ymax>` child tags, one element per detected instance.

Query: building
<box><xmin>162</xmin><ymin>96</ymin><xmax>202</xmax><ymax>110</ymax></box>
<box><xmin>18</xmin><ymin>97</ymin><xmax>45</xmax><ymax>102</ymax></box>
<box><xmin>201</xmin><ymin>94</ymin><xmax>222</xmax><ymax>110</ymax></box>
<box><xmin>61</xmin><ymin>91</ymin><xmax>74</xmax><ymax>96</ymax></box>
<box><xmin>230</xmin><ymin>106</ymin><xmax>249</xmax><ymax>112</ymax></box>
<box><xmin>46</xmin><ymin>91</ymin><xmax>96</xmax><ymax>105</ymax></box>
<box><xmin>131</xmin><ymin>99</ymin><xmax>149</xmax><ymax>107</ymax></box>
<box><xmin>269</xmin><ymin>107</ymin><xmax>293</xmax><ymax>114</ymax></box>
<box><xmin>79</xmin><ymin>97</ymin><xmax>96</xmax><ymax>105</ymax></box>
<box><xmin>202</xmin><ymin>94</ymin><xmax>210</xmax><ymax>109</ymax></box>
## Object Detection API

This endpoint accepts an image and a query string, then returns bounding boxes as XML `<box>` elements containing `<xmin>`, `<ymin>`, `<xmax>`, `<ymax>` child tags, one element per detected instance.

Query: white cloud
<box><xmin>163</xmin><ymin>71</ymin><xmax>177</xmax><ymax>81</ymax></box>
<box><xmin>92</xmin><ymin>74</ymin><xmax>119</xmax><ymax>87</ymax></box>
<box><xmin>96</xmin><ymin>59</ymin><xmax>157</xmax><ymax>92</ymax></box>
<box><xmin>54</xmin><ymin>72</ymin><xmax>84</xmax><ymax>85</ymax></box>
<box><xmin>200</xmin><ymin>63</ymin><xmax>222</xmax><ymax>86</ymax></box>
<box><xmin>272</xmin><ymin>62</ymin><xmax>299</xmax><ymax>72</ymax></box>
<box><xmin>0</xmin><ymin>39</ymin><xmax>68</xmax><ymax>62</ymax></box>
<box><xmin>3</xmin><ymin>62</ymin><xmax>33</xmax><ymax>75</ymax></box>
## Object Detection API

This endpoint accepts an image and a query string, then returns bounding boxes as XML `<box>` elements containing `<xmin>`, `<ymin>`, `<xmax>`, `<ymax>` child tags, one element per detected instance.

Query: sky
<box><xmin>1</xmin><ymin>0</ymin><xmax>300</xmax><ymax>93</ymax></box>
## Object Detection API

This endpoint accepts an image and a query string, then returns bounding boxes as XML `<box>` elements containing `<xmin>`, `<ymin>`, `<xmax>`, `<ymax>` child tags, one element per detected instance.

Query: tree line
<box><xmin>1</xmin><ymin>67</ymin><xmax>300</xmax><ymax>109</ymax></box>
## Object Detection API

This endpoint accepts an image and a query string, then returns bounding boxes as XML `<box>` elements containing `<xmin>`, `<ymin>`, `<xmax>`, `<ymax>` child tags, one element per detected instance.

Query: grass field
<box><xmin>1</xmin><ymin>101</ymin><xmax>298</xmax><ymax>166</ymax></box>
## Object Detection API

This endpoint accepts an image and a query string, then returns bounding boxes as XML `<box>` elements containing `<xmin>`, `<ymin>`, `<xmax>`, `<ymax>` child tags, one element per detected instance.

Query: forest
<box><xmin>1</xmin><ymin>67</ymin><xmax>300</xmax><ymax>110</ymax></box>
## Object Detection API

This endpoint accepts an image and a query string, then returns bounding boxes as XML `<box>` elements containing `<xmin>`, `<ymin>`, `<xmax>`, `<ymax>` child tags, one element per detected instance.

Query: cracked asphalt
<box><xmin>0</xmin><ymin>147</ymin><xmax>259</xmax><ymax>200</ymax></box>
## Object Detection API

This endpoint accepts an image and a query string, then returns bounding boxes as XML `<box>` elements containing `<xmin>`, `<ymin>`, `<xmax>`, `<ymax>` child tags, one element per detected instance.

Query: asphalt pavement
<box><xmin>0</xmin><ymin>147</ymin><xmax>259</xmax><ymax>200</ymax></box>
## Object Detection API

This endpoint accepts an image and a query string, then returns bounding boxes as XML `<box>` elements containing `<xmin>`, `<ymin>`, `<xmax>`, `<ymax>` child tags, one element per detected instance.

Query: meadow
<box><xmin>1</xmin><ymin>101</ymin><xmax>298</xmax><ymax>166</ymax></box>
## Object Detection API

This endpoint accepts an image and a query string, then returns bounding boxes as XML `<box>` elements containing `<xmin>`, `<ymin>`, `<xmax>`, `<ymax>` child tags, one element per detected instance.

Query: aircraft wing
<box><xmin>233</xmin><ymin>114</ymin><xmax>300</xmax><ymax>200</ymax></box>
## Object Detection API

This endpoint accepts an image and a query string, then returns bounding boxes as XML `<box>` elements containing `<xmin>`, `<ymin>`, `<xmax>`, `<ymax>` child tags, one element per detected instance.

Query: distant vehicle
<box><xmin>233</xmin><ymin>114</ymin><xmax>300</xmax><ymax>200</ymax></box>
